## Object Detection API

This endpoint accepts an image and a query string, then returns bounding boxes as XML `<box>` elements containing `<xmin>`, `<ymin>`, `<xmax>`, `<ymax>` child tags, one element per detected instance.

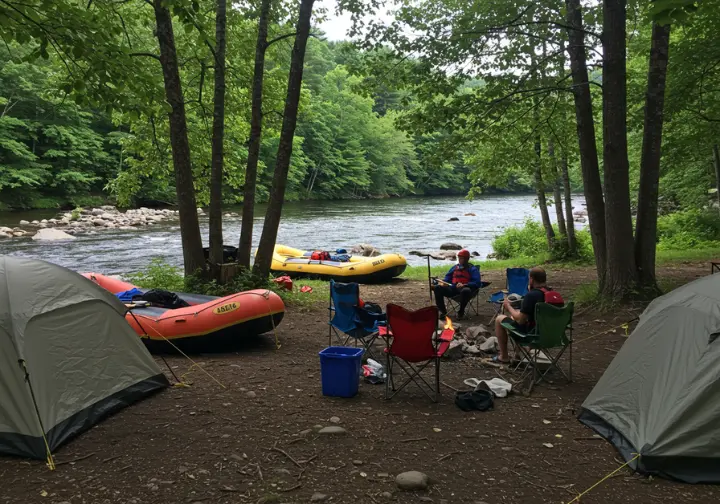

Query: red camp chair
<box><xmin>384</xmin><ymin>304</ymin><xmax>453</xmax><ymax>402</ymax></box>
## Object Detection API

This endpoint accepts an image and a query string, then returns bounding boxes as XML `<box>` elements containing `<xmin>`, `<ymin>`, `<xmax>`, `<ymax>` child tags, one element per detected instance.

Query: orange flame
<box><xmin>444</xmin><ymin>317</ymin><xmax>454</xmax><ymax>331</ymax></box>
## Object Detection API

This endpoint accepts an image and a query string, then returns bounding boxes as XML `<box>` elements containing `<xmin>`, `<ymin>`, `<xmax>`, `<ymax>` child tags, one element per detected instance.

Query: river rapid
<box><xmin>0</xmin><ymin>194</ymin><xmax>585</xmax><ymax>275</ymax></box>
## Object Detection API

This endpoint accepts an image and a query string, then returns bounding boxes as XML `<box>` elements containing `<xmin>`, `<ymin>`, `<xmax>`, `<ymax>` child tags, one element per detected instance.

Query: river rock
<box><xmin>447</xmin><ymin>217</ymin><xmax>459</xmax><ymax>222</ymax></box>
<box><xmin>12</xmin><ymin>232</ymin><xmax>25</xmax><ymax>237</ymax></box>
<box><xmin>19</xmin><ymin>220</ymin><xmax>30</xmax><ymax>225</ymax></box>
<box><xmin>471</xmin><ymin>251</ymin><xmax>480</xmax><ymax>257</ymax></box>
<box><xmin>149</xmin><ymin>215</ymin><xmax>164</xmax><ymax>222</ymax></box>
<box><xmin>0</xmin><ymin>232</ymin><xmax>10</xmax><ymax>239</ymax></box>
<box><xmin>31</xmin><ymin>220</ymin><xmax>39</xmax><ymax>225</ymax></box>
<box><xmin>93</xmin><ymin>219</ymin><xmax>106</xmax><ymax>226</ymax></box>
<box><xmin>41</xmin><ymin>219</ymin><xmax>48</xmax><ymax>223</ymax></box>
<box><xmin>395</xmin><ymin>471</ymin><xmax>429</xmax><ymax>491</ymax></box>
<box><xmin>32</xmin><ymin>228</ymin><xmax>76</xmax><ymax>241</ymax></box>
<box><xmin>444</xmin><ymin>338</ymin><xmax>465</xmax><ymax>360</ymax></box>
<box><xmin>318</xmin><ymin>426</ymin><xmax>347</xmax><ymax>435</ymax></box>
<box><xmin>409</xmin><ymin>250</ymin><xmax>428</xmax><ymax>257</ymax></box>
<box><xmin>0</xmin><ymin>227</ymin><xmax>12</xmax><ymax>234</ymax></box>
<box><xmin>440</xmin><ymin>242</ymin><xmax>463</xmax><ymax>250</ymax></box>
<box><xmin>430</xmin><ymin>251</ymin><xmax>457</xmax><ymax>261</ymax></box>
<box><xmin>351</xmin><ymin>243</ymin><xmax>380</xmax><ymax>257</ymax></box>
<box><xmin>100</xmin><ymin>212</ymin><xmax>114</xmax><ymax>220</ymax></box>
<box><xmin>464</xmin><ymin>212</ymin><xmax>476</xmax><ymax>216</ymax></box>
<box><xmin>197</xmin><ymin>207</ymin><xmax>205</xmax><ymax>214</ymax></box>
<box><xmin>91</xmin><ymin>208</ymin><xmax>104</xmax><ymax>216</ymax></box>
<box><xmin>311</xmin><ymin>493</ymin><xmax>328</xmax><ymax>502</ymax></box>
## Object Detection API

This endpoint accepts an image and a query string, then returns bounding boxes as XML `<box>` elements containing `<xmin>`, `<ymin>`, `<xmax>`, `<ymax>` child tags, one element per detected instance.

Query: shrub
<box><xmin>491</xmin><ymin>218</ymin><xmax>594</xmax><ymax>263</ymax></box>
<box><xmin>656</xmin><ymin>208</ymin><xmax>720</xmax><ymax>250</ymax></box>
<box><xmin>126</xmin><ymin>258</ymin><xmax>185</xmax><ymax>292</ymax></box>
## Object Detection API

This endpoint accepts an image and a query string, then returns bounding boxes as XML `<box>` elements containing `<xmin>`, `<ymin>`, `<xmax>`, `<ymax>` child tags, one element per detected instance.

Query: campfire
<box><xmin>441</xmin><ymin>316</ymin><xmax>455</xmax><ymax>340</ymax></box>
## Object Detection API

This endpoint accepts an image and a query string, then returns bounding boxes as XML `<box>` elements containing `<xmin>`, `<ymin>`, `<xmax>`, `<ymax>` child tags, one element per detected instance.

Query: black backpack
<box><xmin>140</xmin><ymin>289</ymin><xmax>190</xmax><ymax>309</ymax></box>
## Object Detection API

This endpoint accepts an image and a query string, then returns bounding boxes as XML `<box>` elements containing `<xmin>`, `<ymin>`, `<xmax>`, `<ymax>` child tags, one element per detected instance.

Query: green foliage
<box><xmin>656</xmin><ymin>209</ymin><xmax>720</xmax><ymax>250</ymax></box>
<box><xmin>126</xmin><ymin>258</ymin><xmax>186</xmax><ymax>293</ymax></box>
<box><xmin>491</xmin><ymin>219</ymin><xmax>594</xmax><ymax>263</ymax></box>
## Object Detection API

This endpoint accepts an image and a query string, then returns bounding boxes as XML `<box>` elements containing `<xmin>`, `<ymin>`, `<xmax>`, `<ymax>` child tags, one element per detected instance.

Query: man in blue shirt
<box><xmin>433</xmin><ymin>249</ymin><xmax>482</xmax><ymax>319</ymax></box>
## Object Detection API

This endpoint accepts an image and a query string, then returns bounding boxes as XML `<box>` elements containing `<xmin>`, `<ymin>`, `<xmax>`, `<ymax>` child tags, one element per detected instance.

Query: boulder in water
<box><xmin>440</xmin><ymin>242</ymin><xmax>463</xmax><ymax>250</ymax></box>
<box><xmin>19</xmin><ymin>220</ymin><xmax>30</xmax><ymax>225</ymax></box>
<box><xmin>447</xmin><ymin>217</ymin><xmax>459</xmax><ymax>222</ymax></box>
<box><xmin>31</xmin><ymin>228</ymin><xmax>76</xmax><ymax>241</ymax></box>
<box><xmin>351</xmin><ymin>243</ymin><xmax>380</xmax><ymax>257</ymax></box>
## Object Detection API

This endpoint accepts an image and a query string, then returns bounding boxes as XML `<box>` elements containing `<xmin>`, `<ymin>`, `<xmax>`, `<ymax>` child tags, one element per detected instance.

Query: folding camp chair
<box><xmin>328</xmin><ymin>280</ymin><xmax>386</xmax><ymax>358</ymax></box>
<box><xmin>501</xmin><ymin>302</ymin><xmax>574</xmax><ymax>394</ymax></box>
<box><xmin>384</xmin><ymin>304</ymin><xmax>453</xmax><ymax>402</ymax></box>
<box><xmin>445</xmin><ymin>280</ymin><xmax>492</xmax><ymax>318</ymax></box>
<box><xmin>488</xmin><ymin>268</ymin><xmax>530</xmax><ymax>322</ymax></box>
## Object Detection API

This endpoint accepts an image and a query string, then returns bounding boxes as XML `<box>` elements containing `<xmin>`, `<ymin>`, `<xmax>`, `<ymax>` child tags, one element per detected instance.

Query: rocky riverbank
<box><xmin>0</xmin><ymin>205</ymin><xmax>183</xmax><ymax>240</ymax></box>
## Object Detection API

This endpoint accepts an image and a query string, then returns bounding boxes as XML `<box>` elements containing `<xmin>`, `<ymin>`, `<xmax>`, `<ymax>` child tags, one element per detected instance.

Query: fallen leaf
<box><xmin>543</xmin><ymin>443</ymin><xmax>554</xmax><ymax>449</ymax></box>
<box><xmin>40</xmin><ymin>491</ymin><xmax>48</xmax><ymax>497</ymax></box>
<box><xmin>433</xmin><ymin>427</ymin><xmax>442</xmax><ymax>432</ymax></box>
<box><xmin>555</xmin><ymin>434</ymin><xmax>563</xmax><ymax>438</ymax></box>
<box><xmin>531</xmin><ymin>404</ymin><xmax>540</xmax><ymax>408</ymax></box>
<box><xmin>360</xmin><ymin>472</ymin><xmax>367</xmax><ymax>478</ymax></box>
<box><xmin>542</xmin><ymin>419</ymin><xmax>551</xmax><ymax>425</ymax></box>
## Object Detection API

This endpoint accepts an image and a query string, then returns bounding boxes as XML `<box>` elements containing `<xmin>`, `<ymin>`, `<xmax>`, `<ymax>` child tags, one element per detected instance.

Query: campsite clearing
<box><xmin>1</xmin><ymin>261</ymin><xmax>718</xmax><ymax>504</ymax></box>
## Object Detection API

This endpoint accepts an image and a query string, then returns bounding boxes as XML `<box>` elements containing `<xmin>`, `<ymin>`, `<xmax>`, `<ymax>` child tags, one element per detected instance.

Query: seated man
<box><xmin>493</xmin><ymin>266</ymin><xmax>548</xmax><ymax>364</ymax></box>
<box><xmin>433</xmin><ymin>249</ymin><xmax>481</xmax><ymax>319</ymax></box>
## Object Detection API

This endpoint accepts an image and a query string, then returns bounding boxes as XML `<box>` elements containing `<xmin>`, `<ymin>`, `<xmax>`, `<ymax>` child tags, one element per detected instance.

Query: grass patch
<box><xmin>274</xmin><ymin>279</ymin><xmax>328</xmax><ymax>310</ymax></box>
<box><xmin>656</xmin><ymin>247</ymin><xmax>720</xmax><ymax>263</ymax></box>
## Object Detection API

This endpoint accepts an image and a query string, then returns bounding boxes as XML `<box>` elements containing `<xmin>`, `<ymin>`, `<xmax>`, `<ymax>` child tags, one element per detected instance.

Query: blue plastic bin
<box><xmin>319</xmin><ymin>346</ymin><xmax>364</xmax><ymax>398</ymax></box>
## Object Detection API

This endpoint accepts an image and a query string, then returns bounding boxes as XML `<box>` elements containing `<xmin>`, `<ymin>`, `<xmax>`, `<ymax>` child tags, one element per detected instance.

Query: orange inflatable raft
<box><xmin>83</xmin><ymin>273</ymin><xmax>285</xmax><ymax>353</ymax></box>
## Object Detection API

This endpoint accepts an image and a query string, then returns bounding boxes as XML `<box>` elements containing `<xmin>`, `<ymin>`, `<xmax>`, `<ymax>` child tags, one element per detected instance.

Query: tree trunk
<box><xmin>209</xmin><ymin>0</ymin><xmax>227</xmax><ymax>271</ymax></box>
<box><xmin>602</xmin><ymin>0</ymin><xmax>638</xmax><ymax>299</ymax></box>
<box><xmin>634</xmin><ymin>22</ymin><xmax>671</xmax><ymax>293</ymax></box>
<box><xmin>153</xmin><ymin>0</ymin><xmax>205</xmax><ymax>276</ymax></box>
<box><xmin>548</xmin><ymin>139</ymin><xmax>567</xmax><ymax>237</ymax></box>
<box><xmin>253</xmin><ymin>0</ymin><xmax>315</xmax><ymax>280</ymax></box>
<box><xmin>713</xmin><ymin>144</ymin><xmax>720</xmax><ymax>211</ymax></box>
<box><xmin>238</xmin><ymin>0</ymin><xmax>272</xmax><ymax>269</ymax></box>
<box><xmin>561</xmin><ymin>152</ymin><xmax>578</xmax><ymax>255</ymax></box>
<box><xmin>534</xmin><ymin>137</ymin><xmax>556</xmax><ymax>249</ymax></box>
<box><xmin>565</xmin><ymin>0</ymin><xmax>607</xmax><ymax>289</ymax></box>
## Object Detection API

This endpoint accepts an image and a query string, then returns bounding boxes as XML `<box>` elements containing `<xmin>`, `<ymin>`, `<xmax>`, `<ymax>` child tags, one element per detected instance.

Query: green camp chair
<box><xmin>501</xmin><ymin>302</ymin><xmax>574</xmax><ymax>394</ymax></box>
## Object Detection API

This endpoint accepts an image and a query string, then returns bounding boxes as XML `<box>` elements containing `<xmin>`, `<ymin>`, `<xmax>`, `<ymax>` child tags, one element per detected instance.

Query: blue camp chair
<box><xmin>488</xmin><ymin>268</ymin><xmax>530</xmax><ymax>322</ymax></box>
<box><xmin>328</xmin><ymin>280</ymin><xmax>386</xmax><ymax>358</ymax></box>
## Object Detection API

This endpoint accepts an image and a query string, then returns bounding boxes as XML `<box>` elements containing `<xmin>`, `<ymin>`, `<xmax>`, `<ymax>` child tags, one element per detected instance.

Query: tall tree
<box><xmin>714</xmin><ymin>144</ymin><xmax>720</xmax><ymax>211</ymax></box>
<box><xmin>238</xmin><ymin>0</ymin><xmax>272</xmax><ymax>269</ymax></box>
<box><xmin>561</xmin><ymin>151</ymin><xmax>578</xmax><ymax>255</ymax></box>
<box><xmin>534</xmin><ymin>137</ymin><xmax>555</xmax><ymax>249</ymax></box>
<box><xmin>253</xmin><ymin>0</ymin><xmax>316</xmax><ymax>279</ymax></box>
<box><xmin>153</xmin><ymin>0</ymin><xmax>205</xmax><ymax>276</ymax></box>
<box><xmin>634</xmin><ymin>21</ymin><xmax>671</xmax><ymax>291</ymax></box>
<box><xmin>209</xmin><ymin>0</ymin><xmax>228</xmax><ymax>270</ymax></box>
<box><xmin>602</xmin><ymin>0</ymin><xmax>638</xmax><ymax>298</ymax></box>
<box><xmin>565</xmin><ymin>0</ymin><xmax>607</xmax><ymax>288</ymax></box>
<box><xmin>548</xmin><ymin>139</ymin><xmax>567</xmax><ymax>237</ymax></box>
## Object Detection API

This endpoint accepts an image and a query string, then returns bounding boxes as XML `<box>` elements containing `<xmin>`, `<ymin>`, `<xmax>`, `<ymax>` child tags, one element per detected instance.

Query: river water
<box><xmin>0</xmin><ymin>194</ymin><xmax>585</xmax><ymax>275</ymax></box>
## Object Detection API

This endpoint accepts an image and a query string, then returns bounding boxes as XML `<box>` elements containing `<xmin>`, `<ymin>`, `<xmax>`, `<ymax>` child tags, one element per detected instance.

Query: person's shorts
<box><xmin>502</xmin><ymin>316</ymin><xmax>528</xmax><ymax>334</ymax></box>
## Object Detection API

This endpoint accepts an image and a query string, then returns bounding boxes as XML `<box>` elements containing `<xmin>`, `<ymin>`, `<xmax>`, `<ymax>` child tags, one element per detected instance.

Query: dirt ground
<box><xmin>2</xmin><ymin>262</ymin><xmax>718</xmax><ymax>504</ymax></box>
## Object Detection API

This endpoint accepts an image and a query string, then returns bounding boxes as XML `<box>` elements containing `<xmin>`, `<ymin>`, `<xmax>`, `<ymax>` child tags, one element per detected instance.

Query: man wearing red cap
<box><xmin>433</xmin><ymin>249</ymin><xmax>481</xmax><ymax>319</ymax></box>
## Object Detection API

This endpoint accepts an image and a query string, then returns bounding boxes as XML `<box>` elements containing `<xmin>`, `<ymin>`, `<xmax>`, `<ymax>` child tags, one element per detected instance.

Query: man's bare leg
<box><xmin>495</xmin><ymin>314</ymin><xmax>510</xmax><ymax>361</ymax></box>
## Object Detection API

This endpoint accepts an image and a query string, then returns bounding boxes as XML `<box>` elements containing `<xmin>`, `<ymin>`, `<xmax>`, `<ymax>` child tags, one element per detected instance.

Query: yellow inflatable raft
<box><xmin>270</xmin><ymin>245</ymin><xmax>407</xmax><ymax>283</ymax></box>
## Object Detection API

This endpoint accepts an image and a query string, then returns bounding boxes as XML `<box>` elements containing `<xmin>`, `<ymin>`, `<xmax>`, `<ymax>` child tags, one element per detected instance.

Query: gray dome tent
<box><xmin>579</xmin><ymin>273</ymin><xmax>720</xmax><ymax>483</ymax></box>
<box><xmin>0</xmin><ymin>256</ymin><xmax>168</xmax><ymax>462</ymax></box>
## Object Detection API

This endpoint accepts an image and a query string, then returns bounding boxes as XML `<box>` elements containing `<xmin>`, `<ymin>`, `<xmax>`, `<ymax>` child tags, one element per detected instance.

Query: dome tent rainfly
<box><xmin>0</xmin><ymin>256</ymin><xmax>168</xmax><ymax>462</ymax></box>
<box><xmin>579</xmin><ymin>273</ymin><xmax>720</xmax><ymax>483</ymax></box>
